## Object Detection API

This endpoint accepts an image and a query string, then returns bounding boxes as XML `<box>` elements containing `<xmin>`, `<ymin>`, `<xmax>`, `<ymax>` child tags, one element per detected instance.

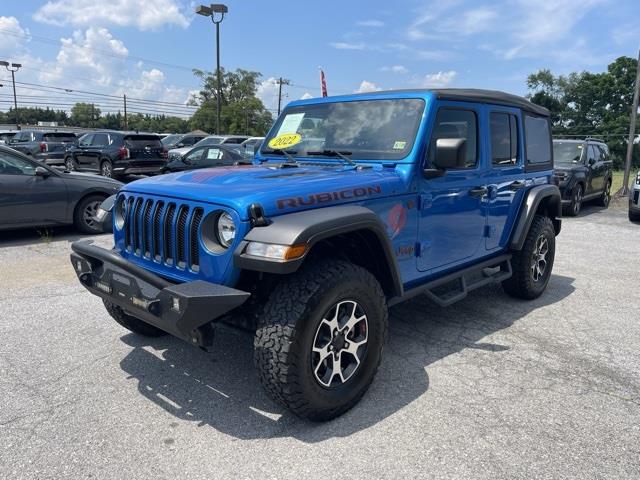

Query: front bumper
<box><xmin>70</xmin><ymin>241</ymin><xmax>250</xmax><ymax>347</ymax></box>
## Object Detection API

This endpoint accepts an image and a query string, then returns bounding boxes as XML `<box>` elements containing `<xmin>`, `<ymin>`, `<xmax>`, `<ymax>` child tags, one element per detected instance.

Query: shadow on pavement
<box><xmin>0</xmin><ymin>226</ymin><xmax>106</xmax><ymax>248</ymax></box>
<box><xmin>118</xmin><ymin>273</ymin><xmax>576</xmax><ymax>442</ymax></box>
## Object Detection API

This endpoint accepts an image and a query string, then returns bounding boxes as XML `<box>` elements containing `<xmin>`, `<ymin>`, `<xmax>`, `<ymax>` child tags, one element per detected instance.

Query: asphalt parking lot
<box><xmin>1</xmin><ymin>201</ymin><xmax>639</xmax><ymax>479</ymax></box>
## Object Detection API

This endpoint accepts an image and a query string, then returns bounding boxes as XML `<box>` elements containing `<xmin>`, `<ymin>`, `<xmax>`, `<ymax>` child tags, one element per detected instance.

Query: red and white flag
<box><xmin>319</xmin><ymin>68</ymin><xmax>328</xmax><ymax>97</ymax></box>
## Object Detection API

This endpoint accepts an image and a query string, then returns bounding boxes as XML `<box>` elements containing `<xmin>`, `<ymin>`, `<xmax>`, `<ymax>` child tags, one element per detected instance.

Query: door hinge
<box><xmin>418</xmin><ymin>194</ymin><xmax>433</xmax><ymax>210</ymax></box>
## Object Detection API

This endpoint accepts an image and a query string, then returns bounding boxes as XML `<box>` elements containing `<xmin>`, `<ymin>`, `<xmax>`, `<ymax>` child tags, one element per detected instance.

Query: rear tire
<box><xmin>64</xmin><ymin>157</ymin><xmax>75</xmax><ymax>171</ymax></box>
<box><xmin>100</xmin><ymin>159</ymin><xmax>113</xmax><ymax>178</ymax></box>
<box><xmin>503</xmin><ymin>215</ymin><xmax>556</xmax><ymax>300</ymax></box>
<box><xmin>597</xmin><ymin>179</ymin><xmax>611</xmax><ymax>207</ymax></box>
<box><xmin>73</xmin><ymin>194</ymin><xmax>106</xmax><ymax>234</ymax></box>
<box><xmin>103</xmin><ymin>299</ymin><xmax>167</xmax><ymax>337</ymax></box>
<box><xmin>254</xmin><ymin>260</ymin><xmax>388</xmax><ymax>421</ymax></box>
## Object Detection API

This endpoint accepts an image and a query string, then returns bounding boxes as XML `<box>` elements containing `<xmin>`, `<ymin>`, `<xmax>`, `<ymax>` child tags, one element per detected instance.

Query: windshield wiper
<box><xmin>306</xmin><ymin>149</ymin><xmax>356</xmax><ymax>166</ymax></box>
<box><xmin>260</xmin><ymin>148</ymin><xmax>299</xmax><ymax>166</ymax></box>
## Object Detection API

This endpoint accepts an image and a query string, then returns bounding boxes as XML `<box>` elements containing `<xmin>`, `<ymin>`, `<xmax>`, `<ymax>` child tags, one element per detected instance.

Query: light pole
<box><xmin>196</xmin><ymin>4</ymin><xmax>228</xmax><ymax>135</ymax></box>
<box><xmin>0</xmin><ymin>61</ymin><xmax>22</xmax><ymax>129</ymax></box>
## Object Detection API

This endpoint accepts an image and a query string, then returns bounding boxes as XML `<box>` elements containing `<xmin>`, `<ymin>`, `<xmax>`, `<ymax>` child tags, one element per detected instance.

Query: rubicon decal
<box><xmin>276</xmin><ymin>185</ymin><xmax>382</xmax><ymax>209</ymax></box>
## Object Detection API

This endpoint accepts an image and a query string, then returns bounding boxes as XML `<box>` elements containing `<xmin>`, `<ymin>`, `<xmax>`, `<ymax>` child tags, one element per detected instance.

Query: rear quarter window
<box><xmin>524</xmin><ymin>114</ymin><xmax>552</xmax><ymax>170</ymax></box>
<box><xmin>123</xmin><ymin>135</ymin><xmax>163</xmax><ymax>148</ymax></box>
<box><xmin>43</xmin><ymin>133</ymin><xmax>77</xmax><ymax>142</ymax></box>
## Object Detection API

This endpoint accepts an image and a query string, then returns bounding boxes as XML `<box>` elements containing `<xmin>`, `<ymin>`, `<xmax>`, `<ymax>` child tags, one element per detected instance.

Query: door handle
<box><xmin>468</xmin><ymin>186</ymin><xmax>488</xmax><ymax>197</ymax></box>
<box><xmin>509</xmin><ymin>180</ymin><xmax>525</xmax><ymax>191</ymax></box>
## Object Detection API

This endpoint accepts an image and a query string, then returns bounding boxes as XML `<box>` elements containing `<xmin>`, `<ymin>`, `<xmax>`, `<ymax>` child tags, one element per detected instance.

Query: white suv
<box><xmin>630</xmin><ymin>170</ymin><xmax>640</xmax><ymax>222</ymax></box>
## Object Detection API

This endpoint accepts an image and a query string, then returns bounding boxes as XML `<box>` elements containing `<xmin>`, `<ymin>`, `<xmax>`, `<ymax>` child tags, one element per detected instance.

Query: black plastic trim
<box><xmin>510</xmin><ymin>184</ymin><xmax>562</xmax><ymax>250</ymax></box>
<box><xmin>233</xmin><ymin>205</ymin><xmax>404</xmax><ymax>297</ymax></box>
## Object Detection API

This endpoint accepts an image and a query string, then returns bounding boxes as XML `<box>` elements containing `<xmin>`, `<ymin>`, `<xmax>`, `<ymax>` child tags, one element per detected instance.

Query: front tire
<box><xmin>566</xmin><ymin>184</ymin><xmax>583</xmax><ymax>216</ymax></box>
<box><xmin>503</xmin><ymin>215</ymin><xmax>556</xmax><ymax>300</ymax></box>
<box><xmin>64</xmin><ymin>156</ymin><xmax>75</xmax><ymax>171</ymax></box>
<box><xmin>254</xmin><ymin>260</ymin><xmax>388</xmax><ymax>421</ymax></box>
<box><xmin>103</xmin><ymin>299</ymin><xmax>167</xmax><ymax>337</ymax></box>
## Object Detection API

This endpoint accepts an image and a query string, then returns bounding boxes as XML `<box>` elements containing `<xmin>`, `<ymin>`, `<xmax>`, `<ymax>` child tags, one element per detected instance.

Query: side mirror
<box><xmin>424</xmin><ymin>138</ymin><xmax>467</xmax><ymax>178</ymax></box>
<box><xmin>35</xmin><ymin>166</ymin><xmax>51</xmax><ymax>177</ymax></box>
<box><xmin>588</xmin><ymin>157</ymin><xmax>596</xmax><ymax>166</ymax></box>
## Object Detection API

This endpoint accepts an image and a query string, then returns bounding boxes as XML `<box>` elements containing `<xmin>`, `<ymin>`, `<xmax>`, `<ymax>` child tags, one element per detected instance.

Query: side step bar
<box><xmin>389</xmin><ymin>254</ymin><xmax>512</xmax><ymax>307</ymax></box>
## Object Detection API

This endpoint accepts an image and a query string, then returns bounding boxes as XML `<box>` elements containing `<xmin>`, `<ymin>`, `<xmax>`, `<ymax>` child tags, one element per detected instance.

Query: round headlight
<box><xmin>114</xmin><ymin>195</ymin><xmax>127</xmax><ymax>230</ymax></box>
<box><xmin>216</xmin><ymin>212</ymin><xmax>236</xmax><ymax>248</ymax></box>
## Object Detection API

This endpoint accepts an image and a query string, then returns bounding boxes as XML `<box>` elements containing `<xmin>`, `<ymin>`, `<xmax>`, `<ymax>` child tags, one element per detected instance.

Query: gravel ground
<box><xmin>1</xmin><ymin>201</ymin><xmax>639</xmax><ymax>479</ymax></box>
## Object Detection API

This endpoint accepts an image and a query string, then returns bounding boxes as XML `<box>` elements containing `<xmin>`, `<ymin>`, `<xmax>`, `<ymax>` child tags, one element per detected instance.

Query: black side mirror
<box><xmin>35</xmin><ymin>166</ymin><xmax>51</xmax><ymax>177</ymax></box>
<box><xmin>424</xmin><ymin>138</ymin><xmax>467</xmax><ymax>179</ymax></box>
<box><xmin>588</xmin><ymin>157</ymin><xmax>596</xmax><ymax>166</ymax></box>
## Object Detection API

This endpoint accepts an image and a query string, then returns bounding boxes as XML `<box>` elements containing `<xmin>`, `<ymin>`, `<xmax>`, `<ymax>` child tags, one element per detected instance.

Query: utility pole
<box><xmin>123</xmin><ymin>94</ymin><xmax>128</xmax><ymax>130</ymax></box>
<box><xmin>623</xmin><ymin>49</ymin><xmax>640</xmax><ymax>196</ymax></box>
<box><xmin>0</xmin><ymin>61</ymin><xmax>22</xmax><ymax>129</ymax></box>
<box><xmin>277</xmin><ymin>77</ymin><xmax>290</xmax><ymax>116</ymax></box>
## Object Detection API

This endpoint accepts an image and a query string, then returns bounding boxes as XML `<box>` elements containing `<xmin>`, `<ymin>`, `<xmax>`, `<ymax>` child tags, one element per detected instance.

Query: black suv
<box><xmin>160</xmin><ymin>132</ymin><xmax>208</xmax><ymax>150</ymax></box>
<box><xmin>64</xmin><ymin>131</ymin><xmax>167</xmax><ymax>178</ymax></box>
<box><xmin>553</xmin><ymin>138</ymin><xmax>613</xmax><ymax>216</ymax></box>
<box><xmin>9</xmin><ymin>130</ymin><xmax>78</xmax><ymax>166</ymax></box>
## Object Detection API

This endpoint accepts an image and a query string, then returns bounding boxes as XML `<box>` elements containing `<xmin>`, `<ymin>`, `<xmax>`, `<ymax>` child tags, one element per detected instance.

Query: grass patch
<box><xmin>611</xmin><ymin>170</ymin><xmax>636</xmax><ymax>195</ymax></box>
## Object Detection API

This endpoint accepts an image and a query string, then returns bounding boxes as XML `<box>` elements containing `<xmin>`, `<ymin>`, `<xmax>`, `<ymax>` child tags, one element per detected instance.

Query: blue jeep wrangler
<box><xmin>71</xmin><ymin>89</ymin><xmax>561</xmax><ymax>421</ymax></box>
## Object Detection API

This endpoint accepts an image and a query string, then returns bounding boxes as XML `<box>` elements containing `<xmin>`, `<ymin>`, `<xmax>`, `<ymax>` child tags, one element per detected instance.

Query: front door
<box><xmin>417</xmin><ymin>104</ymin><xmax>487</xmax><ymax>272</ymax></box>
<box><xmin>0</xmin><ymin>149</ymin><xmax>67</xmax><ymax>226</ymax></box>
<box><xmin>75</xmin><ymin>134</ymin><xmax>94</xmax><ymax>169</ymax></box>
<box><xmin>486</xmin><ymin>109</ymin><xmax>526</xmax><ymax>250</ymax></box>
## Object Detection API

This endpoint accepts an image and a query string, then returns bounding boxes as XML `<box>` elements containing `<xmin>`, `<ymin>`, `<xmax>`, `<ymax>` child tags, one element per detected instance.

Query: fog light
<box><xmin>245</xmin><ymin>242</ymin><xmax>307</xmax><ymax>260</ymax></box>
<box><xmin>171</xmin><ymin>297</ymin><xmax>181</xmax><ymax>313</ymax></box>
<box><xmin>94</xmin><ymin>281</ymin><xmax>111</xmax><ymax>294</ymax></box>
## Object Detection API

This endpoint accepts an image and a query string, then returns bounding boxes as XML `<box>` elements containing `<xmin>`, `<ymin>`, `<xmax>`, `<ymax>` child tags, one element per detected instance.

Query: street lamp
<box><xmin>196</xmin><ymin>3</ymin><xmax>228</xmax><ymax>135</ymax></box>
<box><xmin>0</xmin><ymin>61</ymin><xmax>22</xmax><ymax>129</ymax></box>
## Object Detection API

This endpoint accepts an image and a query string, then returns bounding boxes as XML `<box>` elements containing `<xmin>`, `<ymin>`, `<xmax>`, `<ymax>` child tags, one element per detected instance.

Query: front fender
<box><xmin>233</xmin><ymin>205</ymin><xmax>403</xmax><ymax>296</ymax></box>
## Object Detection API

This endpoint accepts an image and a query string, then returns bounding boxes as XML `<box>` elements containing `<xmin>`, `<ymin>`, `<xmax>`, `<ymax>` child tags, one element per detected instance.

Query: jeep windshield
<box><xmin>553</xmin><ymin>142</ymin><xmax>584</xmax><ymax>166</ymax></box>
<box><xmin>261</xmin><ymin>98</ymin><xmax>425</xmax><ymax>161</ymax></box>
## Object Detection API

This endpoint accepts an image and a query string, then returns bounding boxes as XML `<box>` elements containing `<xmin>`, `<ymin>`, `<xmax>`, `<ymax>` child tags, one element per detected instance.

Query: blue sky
<box><xmin>0</xmin><ymin>0</ymin><xmax>639</xmax><ymax>117</ymax></box>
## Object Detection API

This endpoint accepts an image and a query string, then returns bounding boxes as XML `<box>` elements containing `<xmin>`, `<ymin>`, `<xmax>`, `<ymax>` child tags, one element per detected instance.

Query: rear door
<box><xmin>42</xmin><ymin>132</ymin><xmax>77</xmax><ymax>155</ymax></box>
<box><xmin>486</xmin><ymin>108</ymin><xmax>526</xmax><ymax>251</ymax></box>
<box><xmin>75</xmin><ymin>134</ymin><xmax>94</xmax><ymax>169</ymax></box>
<box><xmin>88</xmin><ymin>133</ymin><xmax>110</xmax><ymax>169</ymax></box>
<box><xmin>588</xmin><ymin>144</ymin><xmax>606</xmax><ymax>192</ymax></box>
<box><xmin>0</xmin><ymin>149</ymin><xmax>67</xmax><ymax>226</ymax></box>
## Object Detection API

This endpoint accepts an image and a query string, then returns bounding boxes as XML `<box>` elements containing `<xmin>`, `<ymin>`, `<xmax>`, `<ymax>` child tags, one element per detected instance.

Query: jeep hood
<box><xmin>124</xmin><ymin>164</ymin><xmax>406</xmax><ymax>220</ymax></box>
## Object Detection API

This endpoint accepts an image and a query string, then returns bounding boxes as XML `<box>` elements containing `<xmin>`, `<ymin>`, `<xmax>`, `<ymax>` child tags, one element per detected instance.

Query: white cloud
<box><xmin>0</xmin><ymin>16</ymin><xmax>30</xmax><ymax>56</ymax></box>
<box><xmin>300</xmin><ymin>92</ymin><xmax>313</xmax><ymax>100</ymax></box>
<box><xmin>256</xmin><ymin>77</ymin><xmax>281</xmax><ymax>112</ymax></box>
<box><xmin>382</xmin><ymin>65</ymin><xmax>409</xmax><ymax>74</ymax></box>
<box><xmin>355</xmin><ymin>80</ymin><xmax>380</xmax><ymax>93</ymax></box>
<box><xmin>419</xmin><ymin>71</ymin><xmax>457</xmax><ymax>88</ymax></box>
<box><xmin>33</xmin><ymin>0</ymin><xmax>190</xmax><ymax>30</ymax></box>
<box><xmin>330</xmin><ymin>42</ymin><xmax>366</xmax><ymax>50</ymax></box>
<box><xmin>357</xmin><ymin>20</ymin><xmax>385</xmax><ymax>27</ymax></box>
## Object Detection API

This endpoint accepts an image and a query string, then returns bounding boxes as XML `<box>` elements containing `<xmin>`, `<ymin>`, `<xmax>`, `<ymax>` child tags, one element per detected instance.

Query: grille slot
<box><xmin>163</xmin><ymin>203</ymin><xmax>176</xmax><ymax>265</ymax></box>
<box><xmin>176</xmin><ymin>206</ymin><xmax>190</xmax><ymax>268</ymax></box>
<box><xmin>190</xmin><ymin>208</ymin><xmax>204</xmax><ymax>270</ymax></box>
<box><xmin>121</xmin><ymin>195</ymin><xmax>204</xmax><ymax>271</ymax></box>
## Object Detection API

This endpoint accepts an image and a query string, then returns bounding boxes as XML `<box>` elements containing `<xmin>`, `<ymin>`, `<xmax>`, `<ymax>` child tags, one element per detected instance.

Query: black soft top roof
<box><xmin>343</xmin><ymin>88</ymin><xmax>550</xmax><ymax>117</ymax></box>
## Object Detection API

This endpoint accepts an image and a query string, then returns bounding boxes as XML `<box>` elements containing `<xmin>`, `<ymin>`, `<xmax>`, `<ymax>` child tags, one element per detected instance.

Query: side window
<box><xmin>597</xmin><ymin>144</ymin><xmax>608</xmax><ymax>162</ymax></box>
<box><xmin>205</xmin><ymin>148</ymin><xmax>223</xmax><ymax>161</ymax></box>
<box><xmin>587</xmin><ymin>145</ymin><xmax>597</xmax><ymax>164</ymax></box>
<box><xmin>490</xmin><ymin>112</ymin><xmax>519</xmax><ymax>166</ymax></box>
<box><xmin>184</xmin><ymin>149</ymin><xmax>204</xmax><ymax>163</ymax></box>
<box><xmin>524</xmin><ymin>114</ymin><xmax>552</xmax><ymax>168</ymax></box>
<box><xmin>79</xmin><ymin>134</ymin><xmax>93</xmax><ymax>147</ymax></box>
<box><xmin>429</xmin><ymin>108</ymin><xmax>478</xmax><ymax>169</ymax></box>
<box><xmin>0</xmin><ymin>150</ymin><xmax>36</xmax><ymax>175</ymax></box>
<box><xmin>91</xmin><ymin>133</ymin><xmax>108</xmax><ymax>147</ymax></box>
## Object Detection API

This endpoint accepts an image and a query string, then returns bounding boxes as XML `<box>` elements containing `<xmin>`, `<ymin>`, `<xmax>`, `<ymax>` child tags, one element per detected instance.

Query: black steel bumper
<box><xmin>70</xmin><ymin>241</ymin><xmax>250</xmax><ymax>347</ymax></box>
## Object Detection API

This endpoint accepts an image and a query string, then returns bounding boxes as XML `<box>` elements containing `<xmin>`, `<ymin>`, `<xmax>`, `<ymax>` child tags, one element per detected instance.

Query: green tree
<box><xmin>70</xmin><ymin>102</ymin><xmax>101</xmax><ymax>128</ymax></box>
<box><xmin>526</xmin><ymin>56</ymin><xmax>640</xmax><ymax>168</ymax></box>
<box><xmin>189</xmin><ymin>67</ymin><xmax>273</xmax><ymax>135</ymax></box>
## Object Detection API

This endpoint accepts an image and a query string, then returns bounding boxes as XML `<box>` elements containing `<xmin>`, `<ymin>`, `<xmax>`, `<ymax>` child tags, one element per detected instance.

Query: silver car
<box><xmin>167</xmin><ymin>135</ymin><xmax>249</xmax><ymax>160</ymax></box>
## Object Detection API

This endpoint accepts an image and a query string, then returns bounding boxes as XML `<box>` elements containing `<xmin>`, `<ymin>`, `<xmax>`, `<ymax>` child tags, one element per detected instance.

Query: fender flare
<box><xmin>510</xmin><ymin>184</ymin><xmax>562</xmax><ymax>251</ymax></box>
<box><xmin>233</xmin><ymin>205</ymin><xmax>403</xmax><ymax>297</ymax></box>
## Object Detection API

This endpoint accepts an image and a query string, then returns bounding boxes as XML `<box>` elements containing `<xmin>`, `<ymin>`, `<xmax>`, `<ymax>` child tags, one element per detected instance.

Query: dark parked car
<box><xmin>629</xmin><ymin>170</ymin><xmax>640</xmax><ymax>222</ymax></box>
<box><xmin>8</xmin><ymin>130</ymin><xmax>78</xmax><ymax>166</ymax></box>
<box><xmin>161</xmin><ymin>144</ymin><xmax>246</xmax><ymax>173</ymax></box>
<box><xmin>0</xmin><ymin>145</ymin><xmax>122</xmax><ymax>233</ymax></box>
<box><xmin>64</xmin><ymin>131</ymin><xmax>167</xmax><ymax>178</ymax></box>
<box><xmin>553</xmin><ymin>138</ymin><xmax>613</xmax><ymax>216</ymax></box>
<box><xmin>160</xmin><ymin>132</ymin><xmax>208</xmax><ymax>150</ymax></box>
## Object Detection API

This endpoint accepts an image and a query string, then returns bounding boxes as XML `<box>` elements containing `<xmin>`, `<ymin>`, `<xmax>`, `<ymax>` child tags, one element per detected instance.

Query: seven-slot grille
<box><xmin>123</xmin><ymin>195</ymin><xmax>204</xmax><ymax>271</ymax></box>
